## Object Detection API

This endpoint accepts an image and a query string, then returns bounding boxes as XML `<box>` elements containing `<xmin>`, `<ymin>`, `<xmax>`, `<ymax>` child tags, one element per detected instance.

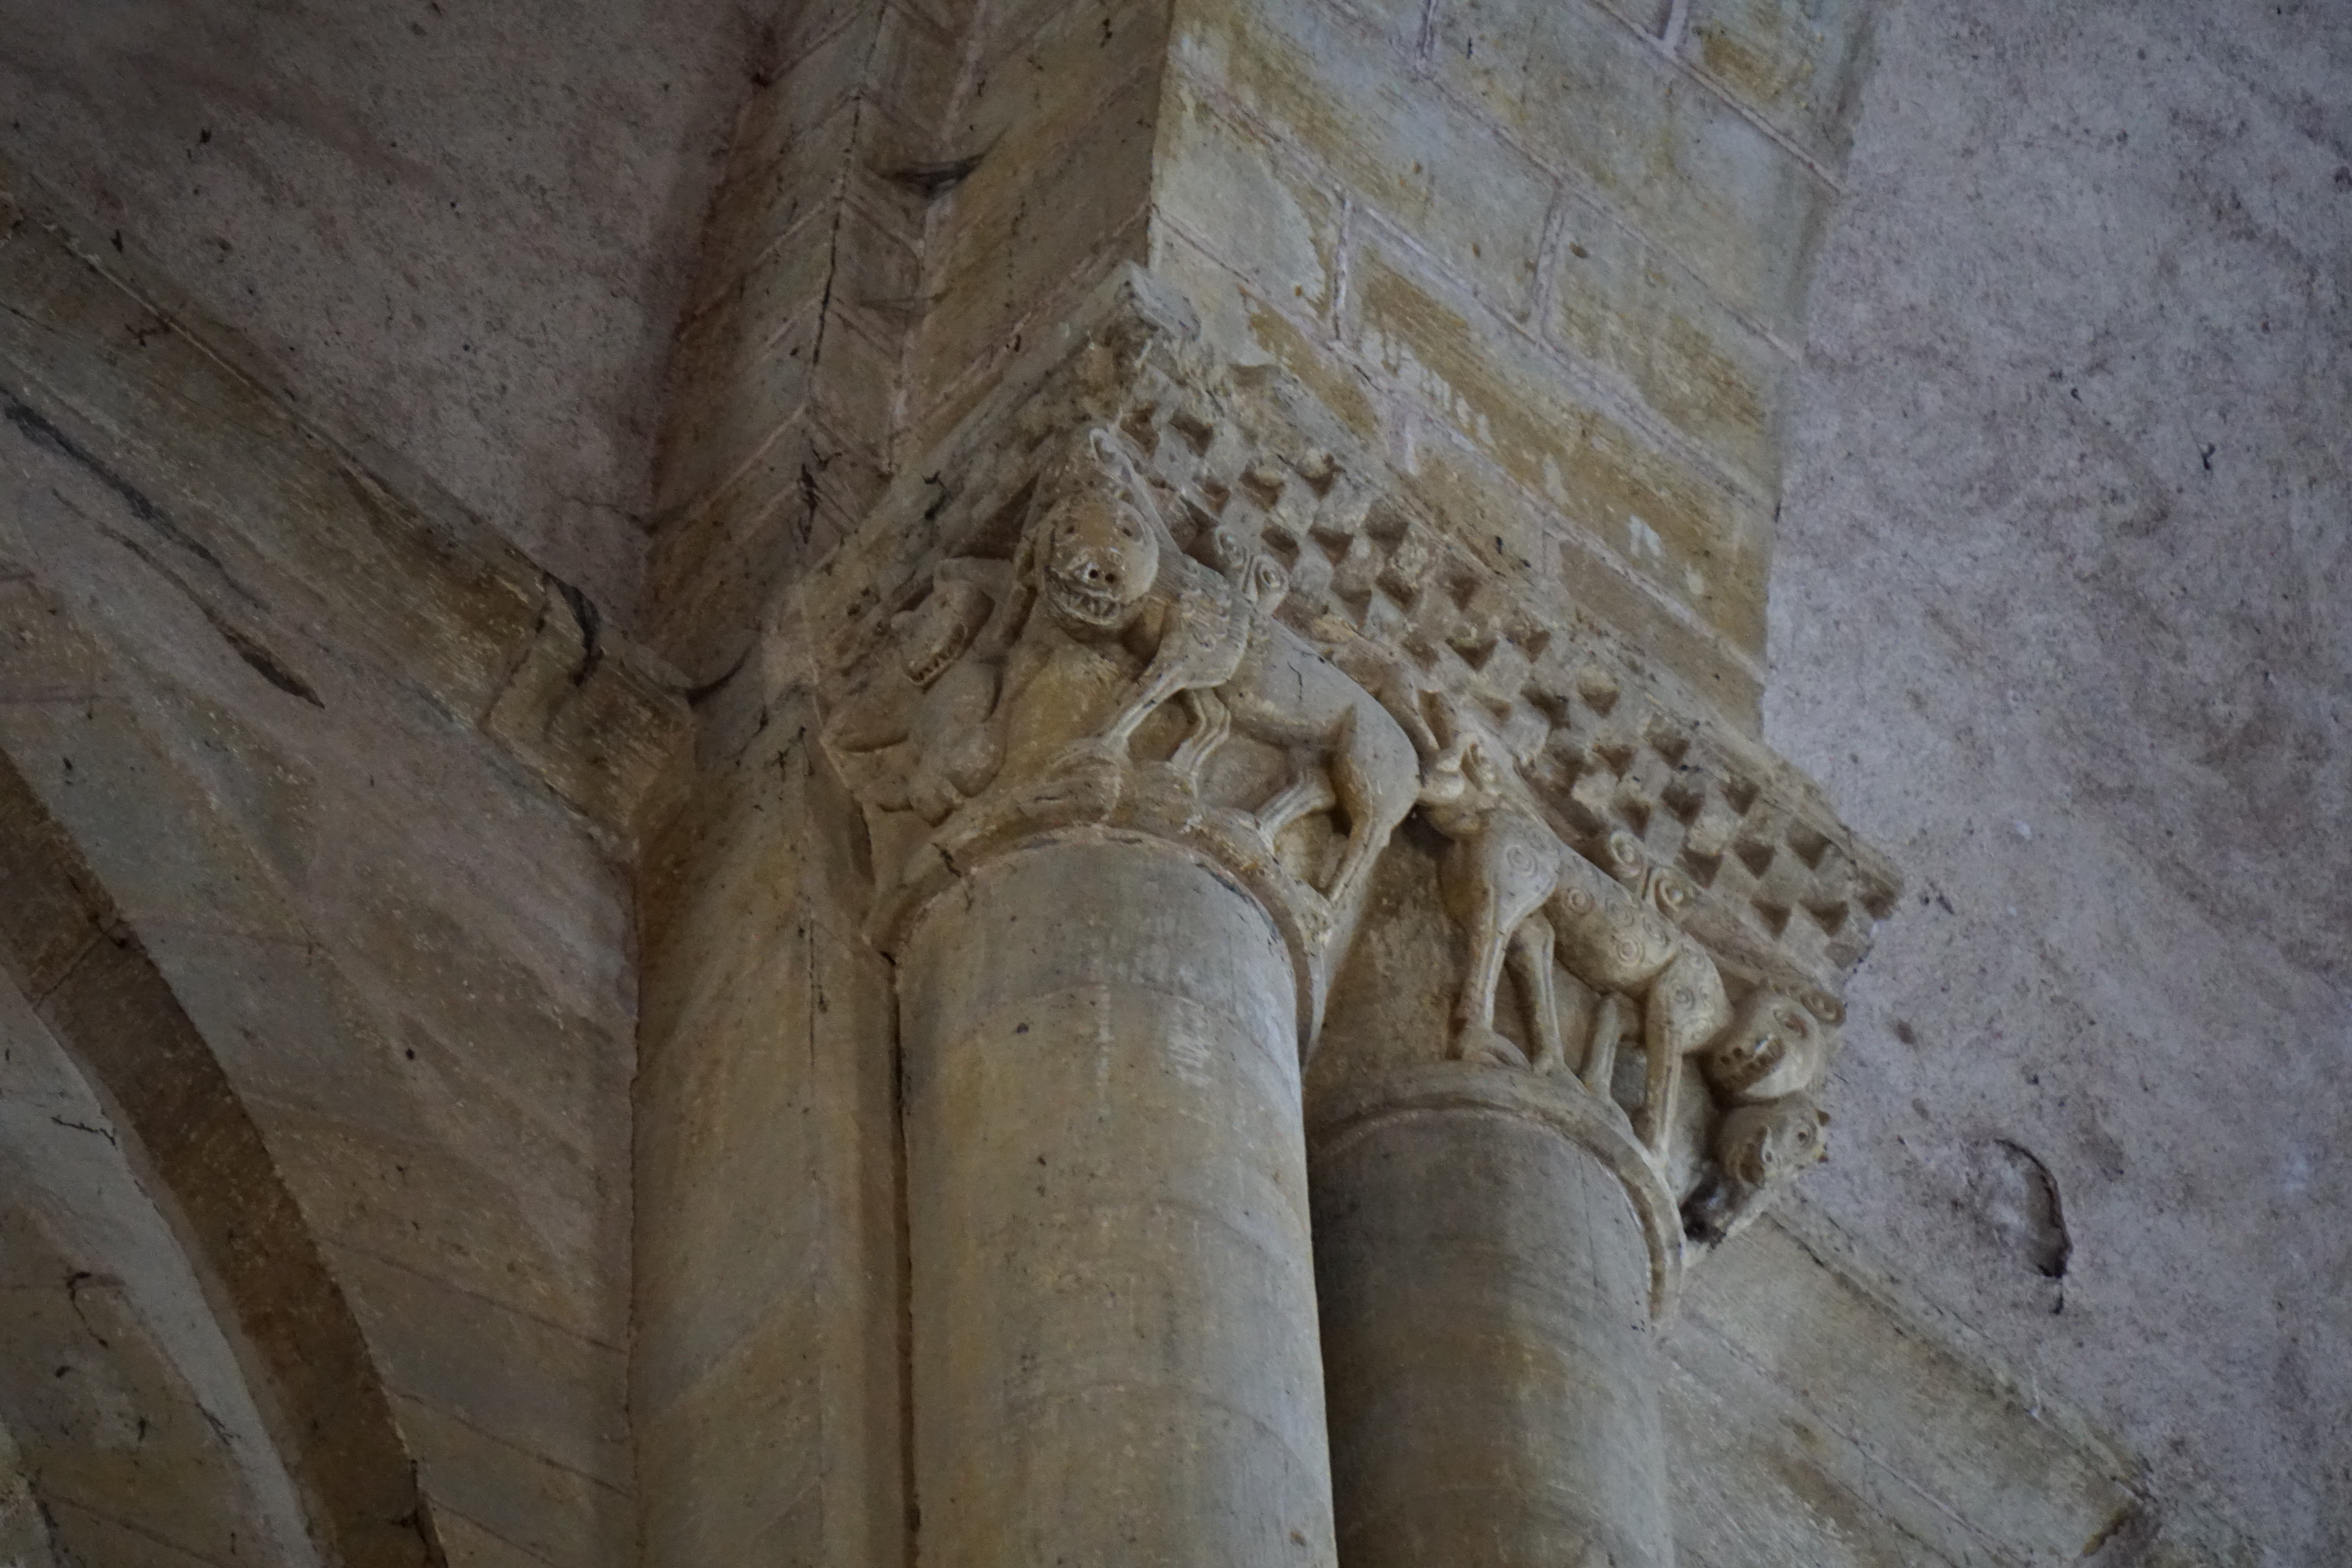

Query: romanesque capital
<box><xmin>813</xmin><ymin>416</ymin><xmax>1419</xmax><ymax>1039</ymax></box>
<box><xmin>802</xmin><ymin>266</ymin><xmax>1899</xmax><ymax>1287</ymax></box>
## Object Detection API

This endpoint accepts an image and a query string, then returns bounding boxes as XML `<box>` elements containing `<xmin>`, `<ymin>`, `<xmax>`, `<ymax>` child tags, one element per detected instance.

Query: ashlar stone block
<box><xmin>1351</xmin><ymin>240</ymin><xmax>1773</xmax><ymax>655</ymax></box>
<box><xmin>1435</xmin><ymin>0</ymin><xmax>1831</xmax><ymax>331</ymax></box>
<box><xmin>1173</xmin><ymin>0</ymin><xmax>1555</xmax><ymax>316</ymax></box>
<box><xmin>1548</xmin><ymin>196</ymin><xmax>1789</xmax><ymax>501</ymax></box>
<box><xmin>1681</xmin><ymin>0</ymin><xmax>1881</xmax><ymax>169</ymax></box>
<box><xmin>1154</xmin><ymin>87</ymin><xmax>1343</xmax><ymax>323</ymax></box>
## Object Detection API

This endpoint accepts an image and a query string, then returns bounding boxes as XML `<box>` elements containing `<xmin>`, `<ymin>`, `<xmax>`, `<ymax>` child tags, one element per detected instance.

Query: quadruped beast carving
<box><xmin>823</xmin><ymin>427</ymin><xmax>1418</xmax><ymax>981</ymax></box>
<box><xmin>815</xmin><ymin>369</ymin><xmax>1856</xmax><ymax>1249</ymax></box>
<box><xmin>1357</xmin><ymin>664</ymin><xmax>1833</xmax><ymax>1245</ymax></box>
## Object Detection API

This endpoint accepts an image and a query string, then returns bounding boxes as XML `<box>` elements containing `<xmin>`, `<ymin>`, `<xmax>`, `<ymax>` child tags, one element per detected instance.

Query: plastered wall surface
<box><xmin>1772</xmin><ymin>0</ymin><xmax>2352</xmax><ymax>1555</ymax></box>
<box><xmin>0</xmin><ymin>166</ymin><xmax>692</xmax><ymax>1560</ymax></box>
<box><xmin>0</xmin><ymin>0</ymin><xmax>758</xmax><ymax>613</ymax></box>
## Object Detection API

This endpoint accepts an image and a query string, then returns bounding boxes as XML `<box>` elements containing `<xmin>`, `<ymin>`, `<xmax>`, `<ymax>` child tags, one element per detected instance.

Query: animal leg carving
<box><xmin>1635</xmin><ymin>947</ymin><xmax>1731</xmax><ymax>1154</ymax></box>
<box><xmin>1440</xmin><ymin>815</ymin><xmax>1555</xmax><ymax>1068</ymax></box>
<box><xmin>1508</xmin><ymin>914</ymin><xmax>1570</xmax><ymax>1075</ymax></box>
<box><xmin>1582</xmin><ymin>992</ymin><xmax>1628</xmax><ymax>1098</ymax></box>
<box><xmin>1325</xmin><ymin>702</ymin><xmax>1417</xmax><ymax>910</ymax></box>
<box><xmin>1255</xmin><ymin>768</ymin><xmax>1337</xmax><ymax>843</ymax></box>
<box><xmin>1101</xmin><ymin>581</ymin><xmax>1254</xmax><ymax>757</ymax></box>
<box><xmin>1169</xmin><ymin>688</ymin><xmax>1232</xmax><ymax>783</ymax></box>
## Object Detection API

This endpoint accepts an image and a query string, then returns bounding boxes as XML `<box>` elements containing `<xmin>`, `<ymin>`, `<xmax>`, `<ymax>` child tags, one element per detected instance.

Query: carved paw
<box><xmin>1130</xmin><ymin>760</ymin><xmax>1202</xmax><ymax>826</ymax></box>
<box><xmin>1016</xmin><ymin>742</ymin><xmax>1128</xmax><ymax>823</ymax></box>
<box><xmin>1453</xmin><ymin>1024</ymin><xmax>1530</xmax><ymax>1069</ymax></box>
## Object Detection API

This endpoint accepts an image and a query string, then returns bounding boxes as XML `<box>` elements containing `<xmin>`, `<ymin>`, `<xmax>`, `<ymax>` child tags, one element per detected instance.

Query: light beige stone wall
<box><xmin>632</xmin><ymin>690</ymin><xmax>903</xmax><ymax>1565</ymax></box>
<box><xmin>659</xmin><ymin>0</ymin><xmax>1875</xmax><ymax>728</ymax></box>
<box><xmin>0</xmin><ymin>163</ymin><xmax>690</xmax><ymax>1566</ymax></box>
<box><xmin>648</xmin><ymin>0</ymin><xmax>1176</xmax><ymax>690</ymax></box>
<box><xmin>1150</xmin><ymin>0</ymin><xmax>1877</xmax><ymax>727</ymax></box>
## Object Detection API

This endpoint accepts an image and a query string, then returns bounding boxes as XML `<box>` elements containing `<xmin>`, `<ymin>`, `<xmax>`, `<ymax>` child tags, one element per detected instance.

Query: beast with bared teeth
<box><xmin>1035</xmin><ymin>489</ymin><xmax>1160</xmax><ymax>635</ymax></box>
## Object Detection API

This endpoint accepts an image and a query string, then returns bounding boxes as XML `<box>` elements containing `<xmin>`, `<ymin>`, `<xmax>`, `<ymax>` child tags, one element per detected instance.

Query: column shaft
<box><xmin>898</xmin><ymin>834</ymin><xmax>1337</xmax><ymax>1567</ymax></box>
<box><xmin>1312</xmin><ymin>1079</ymin><xmax>1675</xmax><ymax>1568</ymax></box>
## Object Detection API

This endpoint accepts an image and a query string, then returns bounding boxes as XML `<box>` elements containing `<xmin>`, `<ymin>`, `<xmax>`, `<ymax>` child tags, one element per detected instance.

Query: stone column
<box><xmin>815</xmin><ymin>414</ymin><xmax>1422</xmax><ymax>1568</ymax></box>
<box><xmin>896</xmin><ymin>833</ymin><xmax>1332</xmax><ymax>1567</ymax></box>
<box><xmin>1309</xmin><ymin>1064</ymin><xmax>1681</xmax><ymax>1568</ymax></box>
<box><xmin>805</xmin><ymin>275</ymin><xmax>1886</xmax><ymax>1568</ymax></box>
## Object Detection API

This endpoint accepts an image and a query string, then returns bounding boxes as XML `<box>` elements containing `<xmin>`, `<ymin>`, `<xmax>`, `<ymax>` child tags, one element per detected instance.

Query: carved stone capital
<box><xmin>814</xmin><ymin>414</ymin><xmax>1418</xmax><ymax>1038</ymax></box>
<box><xmin>801</xmin><ymin>265</ymin><xmax>1896</xmax><ymax>1254</ymax></box>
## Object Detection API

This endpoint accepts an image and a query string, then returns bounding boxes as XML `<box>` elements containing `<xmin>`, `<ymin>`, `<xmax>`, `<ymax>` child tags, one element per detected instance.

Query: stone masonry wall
<box><xmin>632</xmin><ymin>691</ymin><xmax>903</xmax><ymax>1565</ymax></box>
<box><xmin>656</xmin><ymin>0</ymin><xmax>1877</xmax><ymax>727</ymax></box>
<box><xmin>1151</xmin><ymin>0</ymin><xmax>1878</xmax><ymax>728</ymax></box>
<box><xmin>644</xmin><ymin>0</ymin><xmax>1170</xmax><ymax>686</ymax></box>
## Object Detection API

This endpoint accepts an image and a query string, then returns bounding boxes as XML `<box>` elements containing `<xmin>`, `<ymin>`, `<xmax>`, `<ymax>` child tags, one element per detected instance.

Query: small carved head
<box><xmin>1716</xmin><ymin>1092</ymin><xmax>1828</xmax><ymax>1190</ymax></box>
<box><xmin>895</xmin><ymin>578</ymin><xmax>994</xmax><ymax>689</ymax></box>
<box><xmin>1035</xmin><ymin>488</ymin><xmax>1157</xmax><ymax>628</ymax></box>
<box><xmin>1701</xmin><ymin>988</ymin><xmax>1832</xmax><ymax>1104</ymax></box>
<box><xmin>1028</xmin><ymin>432</ymin><xmax>1163</xmax><ymax>632</ymax></box>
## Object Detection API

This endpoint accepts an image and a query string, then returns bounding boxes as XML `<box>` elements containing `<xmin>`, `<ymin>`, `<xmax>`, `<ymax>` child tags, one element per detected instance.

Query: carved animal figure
<box><xmin>1371</xmin><ymin>682</ymin><xmax>1730</xmax><ymax>1152</ymax></box>
<box><xmin>1681</xmin><ymin>1091</ymin><xmax>1828</xmax><ymax>1243</ymax></box>
<box><xmin>1699</xmin><ymin>988</ymin><xmax>1834</xmax><ymax>1105</ymax></box>
<box><xmin>991</xmin><ymin>448</ymin><xmax>1190</xmax><ymax>783</ymax></box>
<box><xmin>823</xmin><ymin>567</ymin><xmax>1008</xmax><ymax>823</ymax></box>
<box><xmin>836</xmin><ymin>428</ymin><xmax>1415</xmax><ymax>921</ymax></box>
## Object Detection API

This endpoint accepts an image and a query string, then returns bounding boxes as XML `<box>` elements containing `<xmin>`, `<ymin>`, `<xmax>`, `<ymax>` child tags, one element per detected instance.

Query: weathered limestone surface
<box><xmin>0</xmin><ymin>0</ymin><xmax>2336</xmax><ymax>1562</ymax></box>
<box><xmin>0</xmin><ymin>0</ymin><xmax>757</xmax><ymax>611</ymax></box>
<box><xmin>0</xmin><ymin>1419</ymin><xmax>59</xmax><ymax>1568</ymax></box>
<box><xmin>898</xmin><ymin>840</ymin><xmax>1335</xmax><ymax>1567</ymax></box>
<box><xmin>653</xmin><ymin>0</ymin><xmax>1879</xmax><ymax>731</ymax></box>
<box><xmin>801</xmin><ymin>265</ymin><xmax>1887</xmax><ymax>1564</ymax></box>
<box><xmin>632</xmin><ymin>688</ymin><xmax>904</xmax><ymax>1566</ymax></box>
<box><xmin>0</xmin><ymin>965</ymin><xmax>321</xmax><ymax>1568</ymax></box>
<box><xmin>648</xmin><ymin>0</ymin><xmax>1172</xmax><ymax>686</ymax></box>
<box><xmin>1773</xmin><ymin>1</ymin><xmax>2352</xmax><ymax>1557</ymax></box>
<box><xmin>1312</xmin><ymin>1069</ymin><xmax>1675</xmax><ymax>1568</ymax></box>
<box><xmin>1152</xmin><ymin>0</ymin><xmax>1883</xmax><ymax>725</ymax></box>
<box><xmin>0</xmin><ymin>159</ymin><xmax>691</xmax><ymax>1564</ymax></box>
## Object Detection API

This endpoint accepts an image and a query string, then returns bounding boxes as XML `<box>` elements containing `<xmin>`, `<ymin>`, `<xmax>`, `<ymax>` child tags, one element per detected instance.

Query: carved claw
<box><xmin>1453</xmin><ymin>1024</ymin><xmax>1529</xmax><ymax>1069</ymax></box>
<box><xmin>1017</xmin><ymin>741</ymin><xmax>1128</xmax><ymax>823</ymax></box>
